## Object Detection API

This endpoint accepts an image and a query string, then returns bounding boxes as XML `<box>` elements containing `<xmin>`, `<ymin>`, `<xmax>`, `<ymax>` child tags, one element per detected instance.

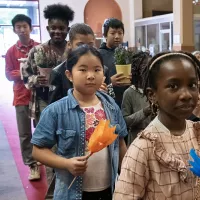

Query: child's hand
<box><xmin>99</xmin><ymin>83</ymin><xmax>108</xmax><ymax>93</ymax></box>
<box><xmin>37</xmin><ymin>75</ymin><xmax>48</xmax><ymax>86</ymax></box>
<box><xmin>66</xmin><ymin>154</ymin><xmax>90</xmax><ymax>176</ymax></box>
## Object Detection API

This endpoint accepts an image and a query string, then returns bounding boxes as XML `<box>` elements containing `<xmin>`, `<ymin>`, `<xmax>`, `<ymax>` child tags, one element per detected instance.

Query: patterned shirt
<box><xmin>22</xmin><ymin>40</ymin><xmax>65</xmax><ymax>118</ymax></box>
<box><xmin>114</xmin><ymin>117</ymin><xmax>200</xmax><ymax>200</ymax></box>
<box><xmin>81</xmin><ymin>102</ymin><xmax>111</xmax><ymax>191</ymax></box>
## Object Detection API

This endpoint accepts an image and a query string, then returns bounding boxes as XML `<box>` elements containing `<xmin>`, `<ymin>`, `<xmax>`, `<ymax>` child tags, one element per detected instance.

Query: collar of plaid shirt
<box><xmin>138</xmin><ymin>116</ymin><xmax>189</xmax><ymax>182</ymax></box>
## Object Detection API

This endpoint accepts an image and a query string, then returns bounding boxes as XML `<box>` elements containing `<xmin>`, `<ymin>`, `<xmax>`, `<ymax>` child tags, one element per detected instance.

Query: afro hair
<box><xmin>43</xmin><ymin>4</ymin><xmax>74</xmax><ymax>23</ymax></box>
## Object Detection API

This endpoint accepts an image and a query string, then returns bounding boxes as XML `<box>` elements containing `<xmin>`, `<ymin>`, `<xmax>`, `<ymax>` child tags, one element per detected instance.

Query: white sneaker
<box><xmin>28</xmin><ymin>164</ymin><xmax>40</xmax><ymax>181</ymax></box>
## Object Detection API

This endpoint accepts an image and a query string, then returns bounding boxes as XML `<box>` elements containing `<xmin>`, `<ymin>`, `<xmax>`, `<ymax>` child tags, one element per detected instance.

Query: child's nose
<box><xmin>87</xmin><ymin>72</ymin><xmax>95</xmax><ymax>80</ymax></box>
<box><xmin>180</xmin><ymin>88</ymin><xmax>192</xmax><ymax>100</ymax></box>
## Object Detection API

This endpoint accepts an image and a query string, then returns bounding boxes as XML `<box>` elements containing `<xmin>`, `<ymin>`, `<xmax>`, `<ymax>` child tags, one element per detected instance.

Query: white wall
<box><xmin>39</xmin><ymin>0</ymin><xmax>143</xmax><ymax>46</ymax></box>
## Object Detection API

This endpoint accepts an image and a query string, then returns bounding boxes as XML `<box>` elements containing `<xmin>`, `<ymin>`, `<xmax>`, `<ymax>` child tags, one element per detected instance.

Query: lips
<box><xmin>86</xmin><ymin>83</ymin><xmax>96</xmax><ymax>86</ymax></box>
<box><xmin>176</xmin><ymin>104</ymin><xmax>194</xmax><ymax>112</ymax></box>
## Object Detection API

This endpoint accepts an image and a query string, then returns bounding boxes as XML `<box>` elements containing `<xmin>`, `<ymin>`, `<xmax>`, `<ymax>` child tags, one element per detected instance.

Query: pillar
<box><xmin>173</xmin><ymin>0</ymin><xmax>194</xmax><ymax>52</ymax></box>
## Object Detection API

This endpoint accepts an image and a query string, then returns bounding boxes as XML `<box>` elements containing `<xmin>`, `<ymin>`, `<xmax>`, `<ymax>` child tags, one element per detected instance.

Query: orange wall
<box><xmin>84</xmin><ymin>0</ymin><xmax>122</xmax><ymax>37</ymax></box>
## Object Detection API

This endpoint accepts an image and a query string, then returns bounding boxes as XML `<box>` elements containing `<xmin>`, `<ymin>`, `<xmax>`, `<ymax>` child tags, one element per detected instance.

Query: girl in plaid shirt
<box><xmin>114</xmin><ymin>51</ymin><xmax>200</xmax><ymax>200</ymax></box>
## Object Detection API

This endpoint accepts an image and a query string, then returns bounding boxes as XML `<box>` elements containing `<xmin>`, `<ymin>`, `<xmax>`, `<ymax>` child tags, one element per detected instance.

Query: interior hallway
<box><xmin>0</xmin><ymin>57</ymin><xmax>47</xmax><ymax>200</ymax></box>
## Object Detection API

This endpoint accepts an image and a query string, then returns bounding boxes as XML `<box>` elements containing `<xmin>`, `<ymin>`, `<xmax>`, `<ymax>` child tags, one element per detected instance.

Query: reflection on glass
<box><xmin>160</xmin><ymin>22</ymin><xmax>170</xmax><ymax>30</ymax></box>
<box><xmin>0</xmin><ymin>1</ymin><xmax>40</xmax><ymax>55</ymax></box>
<box><xmin>0</xmin><ymin>1</ymin><xmax>39</xmax><ymax>25</ymax></box>
<box><xmin>147</xmin><ymin>24</ymin><xmax>159</xmax><ymax>56</ymax></box>
<box><xmin>135</xmin><ymin>26</ymin><xmax>146</xmax><ymax>51</ymax></box>
<box><xmin>161</xmin><ymin>32</ymin><xmax>170</xmax><ymax>52</ymax></box>
<box><xmin>194</xmin><ymin>20</ymin><xmax>200</xmax><ymax>50</ymax></box>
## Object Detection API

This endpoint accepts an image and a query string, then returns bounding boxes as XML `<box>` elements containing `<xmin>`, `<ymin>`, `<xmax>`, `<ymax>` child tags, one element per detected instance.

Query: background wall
<box><xmin>143</xmin><ymin>0</ymin><xmax>173</xmax><ymax>18</ymax></box>
<box><xmin>39</xmin><ymin>0</ymin><xmax>88</xmax><ymax>42</ymax></box>
<box><xmin>84</xmin><ymin>0</ymin><xmax>122</xmax><ymax>37</ymax></box>
<box><xmin>38</xmin><ymin>0</ymin><xmax>134</xmax><ymax>44</ymax></box>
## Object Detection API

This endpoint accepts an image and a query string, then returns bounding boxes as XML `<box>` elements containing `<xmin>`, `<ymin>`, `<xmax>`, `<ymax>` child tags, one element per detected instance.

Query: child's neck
<box><xmin>73</xmin><ymin>90</ymin><xmax>99</xmax><ymax>107</ymax></box>
<box><xmin>158</xmin><ymin>113</ymin><xmax>186</xmax><ymax>136</ymax></box>
<box><xmin>20</xmin><ymin>37</ymin><xmax>31</xmax><ymax>46</ymax></box>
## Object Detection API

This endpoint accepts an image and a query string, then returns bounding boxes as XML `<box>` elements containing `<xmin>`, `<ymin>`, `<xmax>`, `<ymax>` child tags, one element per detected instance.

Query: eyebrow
<box><xmin>78</xmin><ymin>65</ymin><xmax>102</xmax><ymax>68</ymax></box>
<box><xmin>166</xmin><ymin>77</ymin><xmax>197</xmax><ymax>82</ymax></box>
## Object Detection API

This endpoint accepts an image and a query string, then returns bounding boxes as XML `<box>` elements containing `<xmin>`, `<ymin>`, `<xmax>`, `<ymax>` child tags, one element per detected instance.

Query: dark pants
<box><xmin>82</xmin><ymin>187</ymin><xmax>112</xmax><ymax>200</ymax></box>
<box><xmin>15</xmin><ymin>105</ymin><xmax>36</xmax><ymax>166</ymax></box>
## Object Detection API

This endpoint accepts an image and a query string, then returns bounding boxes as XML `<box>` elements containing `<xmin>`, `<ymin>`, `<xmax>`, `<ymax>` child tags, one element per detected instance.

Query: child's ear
<box><xmin>65</xmin><ymin>70</ymin><xmax>73</xmax><ymax>82</ymax></box>
<box><xmin>67</xmin><ymin>41</ymin><xmax>72</xmax><ymax>49</ymax></box>
<box><xmin>146</xmin><ymin>87</ymin><xmax>156</xmax><ymax>104</ymax></box>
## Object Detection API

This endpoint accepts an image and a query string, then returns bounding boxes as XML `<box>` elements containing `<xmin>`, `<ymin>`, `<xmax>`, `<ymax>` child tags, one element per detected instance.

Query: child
<box><xmin>23</xmin><ymin>3</ymin><xmax>74</xmax><ymax>123</ymax></box>
<box><xmin>5</xmin><ymin>14</ymin><xmax>40</xmax><ymax>180</ymax></box>
<box><xmin>31</xmin><ymin>45</ymin><xmax>127</xmax><ymax>200</ymax></box>
<box><xmin>48</xmin><ymin>23</ymin><xmax>113</xmax><ymax>104</ymax></box>
<box><xmin>121</xmin><ymin>52</ymin><xmax>152</xmax><ymax>145</ymax></box>
<box><xmin>99</xmin><ymin>18</ymin><xmax>130</xmax><ymax>107</ymax></box>
<box><xmin>188</xmin><ymin>51</ymin><xmax>200</xmax><ymax>122</ymax></box>
<box><xmin>114</xmin><ymin>51</ymin><xmax>200</xmax><ymax>200</ymax></box>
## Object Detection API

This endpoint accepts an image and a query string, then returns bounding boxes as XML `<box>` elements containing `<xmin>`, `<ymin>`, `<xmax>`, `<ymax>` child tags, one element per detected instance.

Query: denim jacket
<box><xmin>31</xmin><ymin>89</ymin><xmax>128</xmax><ymax>200</ymax></box>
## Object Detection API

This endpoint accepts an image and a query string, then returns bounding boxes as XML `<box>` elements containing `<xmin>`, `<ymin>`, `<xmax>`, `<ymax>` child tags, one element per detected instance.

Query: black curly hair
<box><xmin>143</xmin><ymin>51</ymin><xmax>200</xmax><ymax>98</ymax></box>
<box><xmin>43</xmin><ymin>4</ymin><xmax>74</xmax><ymax>25</ymax></box>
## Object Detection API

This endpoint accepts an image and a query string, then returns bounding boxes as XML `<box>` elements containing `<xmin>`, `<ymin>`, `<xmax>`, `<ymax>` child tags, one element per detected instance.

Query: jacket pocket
<box><xmin>57</xmin><ymin>129</ymin><xmax>76</xmax><ymax>156</ymax></box>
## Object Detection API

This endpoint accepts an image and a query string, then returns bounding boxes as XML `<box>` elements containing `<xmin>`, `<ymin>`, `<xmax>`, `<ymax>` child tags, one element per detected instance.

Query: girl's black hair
<box><xmin>131</xmin><ymin>51</ymin><xmax>150</xmax><ymax>89</ymax></box>
<box><xmin>12</xmin><ymin>14</ymin><xmax>32</xmax><ymax>29</ymax></box>
<box><xmin>43</xmin><ymin>4</ymin><xmax>74</xmax><ymax>24</ymax></box>
<box><xmin>143</xmin><ymin>51</ymin><xmax>200</xmax><ymax>97</ymax></box>
<box><xmin>103</xmin><ymin>18</ymin><xmax>124</xmax><ymax>37</ymax></box>
<box><xmin>67</xmin><ymin>45</ymin><xmax>104</xmax><ymax>72</ymax></box>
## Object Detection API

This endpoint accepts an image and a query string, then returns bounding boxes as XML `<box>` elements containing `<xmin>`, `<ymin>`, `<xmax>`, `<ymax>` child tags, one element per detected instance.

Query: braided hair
<box><xmin>131</xmin><ymin>51</ymin><xmax>150</xmax><ymax>89</ymax></box>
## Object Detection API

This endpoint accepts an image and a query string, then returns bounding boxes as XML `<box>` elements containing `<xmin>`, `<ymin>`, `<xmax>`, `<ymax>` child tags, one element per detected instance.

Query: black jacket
<box><xmin>48</xmin><ymin>59</ymin><xmax>111</xmax><ymax>104</ymax></box>
<box><xmin>99</xmin><ymin>42</ymin><xmax>128</xmax><ymax>107</ymax></box>
<box><xmin>48</xmin><ymin>60</ymin><xmax>72</xmax><ymax>104</ymax></box>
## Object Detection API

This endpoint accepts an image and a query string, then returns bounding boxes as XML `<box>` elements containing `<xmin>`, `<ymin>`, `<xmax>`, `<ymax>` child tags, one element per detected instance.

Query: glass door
<box><xmin>159</xmin><ymin>29</ymin><xmax>171</xmax><ymax>52</ymax></box>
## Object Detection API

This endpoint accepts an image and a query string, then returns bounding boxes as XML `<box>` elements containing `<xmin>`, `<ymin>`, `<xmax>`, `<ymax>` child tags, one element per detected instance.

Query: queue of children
<box><xmin>5</xmin><ymin>3</ymin><xmax>200</xmax><ymax>200</ymax></box>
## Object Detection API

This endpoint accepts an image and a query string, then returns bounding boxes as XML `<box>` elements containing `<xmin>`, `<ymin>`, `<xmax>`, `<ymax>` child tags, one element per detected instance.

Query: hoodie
<box><xmin>99</xmin><ymin>42</ymin><xmax>129</xmax><ymax>107</ymax></box>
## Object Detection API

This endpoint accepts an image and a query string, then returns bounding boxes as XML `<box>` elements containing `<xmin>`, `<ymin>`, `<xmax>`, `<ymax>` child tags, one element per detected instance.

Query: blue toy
<box><xmin>189</xmin><ymin>148</ymin><xmax>200</xmax><ymax>177</ymax></box>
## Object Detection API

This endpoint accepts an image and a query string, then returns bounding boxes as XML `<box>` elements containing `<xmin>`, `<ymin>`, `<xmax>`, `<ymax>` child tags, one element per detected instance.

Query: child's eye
<box><xmin>190</xmin><ymin>83</ymin><xmax>198</xmax><ymax>88</ymax></box>
<box><xmin>79</xmin><ymin>69</ymin><xmax>86</xmax><ymax>72</ymax></box>
<box><xmin>95</xmin><ymin>69</ymin><xmax>101</xmax><ymax>72</ymax></box>
<box><xmin>169</xmin><ymin>84</ymin><xmax>178</xmax><ymax>89</ymax></box>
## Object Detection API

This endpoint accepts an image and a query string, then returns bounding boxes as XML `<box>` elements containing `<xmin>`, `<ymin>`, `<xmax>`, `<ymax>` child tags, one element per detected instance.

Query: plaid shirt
<box><xmin>22</xmin><ymin>40</ymin><xmax>64</xmax><ymax>119</ymax></box>
<box><xmin>114</xmin><ymin>117</ymin><xmax>200</xmax><ymax>200</ymax></box>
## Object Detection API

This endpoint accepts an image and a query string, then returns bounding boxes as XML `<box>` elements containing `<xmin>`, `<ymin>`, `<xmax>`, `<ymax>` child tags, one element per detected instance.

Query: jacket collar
<box><xmin>67</xmin><ymin>88</ymin><xmax>116</xmax><ymax>111</ymax></box>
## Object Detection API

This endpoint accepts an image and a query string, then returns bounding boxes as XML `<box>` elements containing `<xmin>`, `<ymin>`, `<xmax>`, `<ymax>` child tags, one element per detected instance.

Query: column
<box><xmin>173</xmin><ymin>0</ymin><xmax>194</xmax><ymax>52</ymax></box>
<box><xmin>116</xmin><ymin>0</ymin><xmax>143</xmax><ymax>47</ymax></box>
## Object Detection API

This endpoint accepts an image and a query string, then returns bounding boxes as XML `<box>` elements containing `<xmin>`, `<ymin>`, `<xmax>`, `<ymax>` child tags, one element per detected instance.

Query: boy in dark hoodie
<box><xmin>99</xmin><ymin>18</ymin><xmax>130</xmax><ymax>107</ymax></box>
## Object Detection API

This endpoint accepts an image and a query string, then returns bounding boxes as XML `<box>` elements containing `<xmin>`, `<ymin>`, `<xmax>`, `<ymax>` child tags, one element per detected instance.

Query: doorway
<box><xmin>159</xmin><ymin>29</ymin><xmax>171</xmax><ymax>52</ymax></box>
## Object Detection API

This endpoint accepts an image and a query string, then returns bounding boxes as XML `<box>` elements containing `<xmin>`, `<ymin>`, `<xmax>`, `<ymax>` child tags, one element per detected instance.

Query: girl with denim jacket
<box><xmin>31</xmin><ymin>45</ymin><xmax>128</xmax><ymax>200</ymax></box>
